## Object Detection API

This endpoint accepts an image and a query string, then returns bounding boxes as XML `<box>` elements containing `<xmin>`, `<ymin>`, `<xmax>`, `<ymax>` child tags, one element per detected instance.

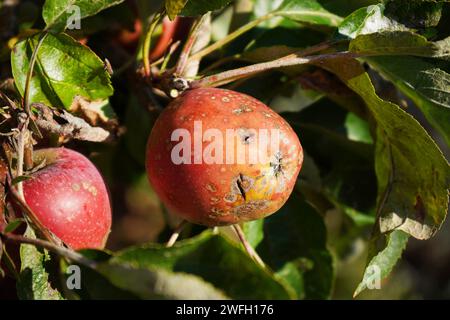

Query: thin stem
<box><xmin>15</xmin><ymin>122</ymin><xmax>28</xmax><ymax>199</ymax></box>
<box><xmin>16</xmin><ymin>32</ymin><xmax>47</xmax><ymax>199</ymax></box>
<box><xmin>188</xmin><ymin>13</ymin><xmax>274</xmax><ymax>63</ymax></box>
<box><xmin>175</xmin><ymin>14</ymin><xmax>209</xmax><ymax>76</ymax></box>
<box><xmin>142</xmin><ymin>10</ymin><xmax>164</xmax><ymax>77</ymax></box>
<box><xmin>191</xmin><ymin>51</ymin><xmax>358</xmax><ymax>89</ymax></box>
<box><xmin>160</xmin><ymin>40</ymin><xmax>181</xmax><ymax>73</ymax></box>
<box><xmin>166</xmin><ymin>220</ymin><xmax>188</xmax><ymax>247</ymax></box>
<box><xmin>294</xmin><ymin>40</ymin><xmax>337</xmax><ymax>57</ymax></box>
<box><xmin>0</xmin><ymin>232</ymin><xmax>98</xmax><ymax>270</ymax></box>
<box><xmin>23</xmin><ymin>32</ymin><xmax>48</xmax><ymax>115</ymax></box>
<box><xmin>232</xmin><ymin>224</ymin><xmax>265</xmax><ymax>269</ymax></box>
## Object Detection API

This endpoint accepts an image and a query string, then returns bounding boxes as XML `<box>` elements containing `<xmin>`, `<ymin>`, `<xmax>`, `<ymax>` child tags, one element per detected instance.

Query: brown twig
<box><xmin>191</xmin><ymin>51</ymin><xmax>358</xmax><ymax>89</ymax></box>
<box><xmin>0</xmin><ymin>232</ymin><xmax>97</xmax><ymax>269</ymax></box>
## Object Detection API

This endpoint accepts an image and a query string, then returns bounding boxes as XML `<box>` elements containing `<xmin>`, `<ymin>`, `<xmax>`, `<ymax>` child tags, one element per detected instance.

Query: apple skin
<box><xmin>146</xmin><ymin>88</ymin><xmax>303</xmax><ymax>226</ymax></box>
<box><xmin>22</xmin><ymin>148</ymin><xmax>112</xmax><ymax>250</ymax></box>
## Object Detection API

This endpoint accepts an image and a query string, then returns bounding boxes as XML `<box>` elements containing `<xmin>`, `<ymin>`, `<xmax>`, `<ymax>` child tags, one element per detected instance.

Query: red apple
<box><xmin>146</xmin><ymin>88</ymin><xmax>303</xmax><ymax>226</ymax></box>
<box><xmin>116</xmin><ymin>17</ymin><xmax>179</xmax><ymax>60</ymax></box>
<box><xmin>22</xmin><ymin>148</ymin><xmax>111</xmax><ymax>250</ymax></box>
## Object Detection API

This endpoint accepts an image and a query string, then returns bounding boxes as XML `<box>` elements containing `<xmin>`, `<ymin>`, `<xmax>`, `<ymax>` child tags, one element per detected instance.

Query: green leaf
<box><xmin>16</xmin><ymin>227</ymin><xmax>64</xmax><ymax>300</ymax></box>
<box><xmin>286</xmin><ymin>110</ymin><xmax>377</xmax><ymax>212</ymax></box>
<box><xmin>345</xmin><ymin>112</ymin><xmax>373</xmax><ymax>144</ymax></box>
<box><xmin>181</xmin><ymin>0</ymin><xmax>232</xmax><ymax>17</ymax></box>
<box><xmin>75</xmin><ymin>265</ymin><xmax>140</xmax><ymax>299</ymax></box>
<box><xmin>253</xmin><ymin>193</ymin><xmax>334</xmax><ymax>299</ymax></box>
<box><xmin>4</xmin><ymin>219</ymin><xmax>25</xmax><ymax>233</ymax></box>
<box><xmin>11</xmin><ymin>32</ymin><xmax>113</xmax><ymax>110</ymax></box>
<box><xmin>338</xmin><ymin>4</ymin><xmax>408</xmax><ymax>39</ymax></box>
<box><xmin>337</xmin><ymin>203</ymin><xmax>376</xmax><ymax>228</ymax></box>
<box><xmin>367</xmin><ymin>56</ymin><xmax>450</xmax><ymax>147</ymax></box>
<box><xmin>68</xmin><ymin>249</ymin><xmax>226</xmax><ymax>299</ymax></box>
<box><xmin>354</xmin><ymin>230</ymin><xmax>409</xmax><ymax>297</ymax></box>
<box><xmin>319</xmin><ymin>0</ymin><xmax>382</xmax><ymax>18</ymax></box>
<box><xmin>274</xmin><ymin>0</ymin><xmax>343</xmax><ymax>27</ymax></box>
<box><xmin>350</xmin><ymin>31</ymin><xmax>449</xmax><ymax>57</ymax></box>
<box><xmin>242</xmin><ymin>219</ymin><xmax>264</xmax><ymax>248</ymax></box>
<box><xmin>318</xmin><ymin>57</ymin><xmax>450</xmax><ymax>240</ymax></box>
<box><xmin>11</xmin><ymin>175</ymin><xmax>32</xmax><ymax>185</ymax></box>
<box><xmin>62</xmin><ymin>250</ymin><xmax>139</xmax><ymax>299</ymax></box>
<box><xmin>112</xmin><ymin>232</ymin><xmax>293</xmax><ymax>299</ymax></box>
<box><xmin>43</xmin><ymin>0</ymin><xmax>125</xmax><ymax>32</ymax></box>
<box><xmin>165</xmin><ymin>0</ymin><xmax>189</xmax><ymax>20</ymax></box>
<box><xmin>384</xmin><ymin>0</ymin><xmax>444</xmax><ymax>28</ymax></box>
<box><xmin>96</xmin><ymin>263</ymin><xmax>228</xmax><ymax>299</ymax></box>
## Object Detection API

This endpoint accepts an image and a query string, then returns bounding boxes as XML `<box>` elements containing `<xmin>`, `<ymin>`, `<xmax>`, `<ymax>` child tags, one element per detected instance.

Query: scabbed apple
<box><xmin>146</xmin><ymin>88</ymin><xmax>303</xmax><ymax>226</ymax></box>
<box><xmin>22</xmin><ymin>148</ymin><xmax>112</xmax><ymax>249</ymax></box>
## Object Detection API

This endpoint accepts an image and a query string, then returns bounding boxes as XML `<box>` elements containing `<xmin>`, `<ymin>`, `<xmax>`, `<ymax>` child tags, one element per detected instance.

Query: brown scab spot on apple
<box><xmin>210</xmin><ymin>207</ymin><xmax>226</xmax><ymax>217</ymax></box>
<box><xmin>210</xmin><ymin>197</ymin><xmax>220</xmax><ymax>205</ymax></box>
<box><xmin>232</xmin><ymin>105</ymin><xmax>253</xmax><ymax>115</ymax></box>
<box><xmin>82</xmin><ymin>181</ymin><xmax>98</xmax><ymax>196</ymax></box>
<box><xmin>205</xmin><ymin>183</ymin><xmax>217</xmax><ymax>193</ymax></box>
<box><xmin>233</xmin><ymin>174</ymin><xmax>255</xmax><ymax>201</ymax></box>
<box><xmin>270</xmin><ymin>151</ymin><xmax>284</xmax><ymax>177</ymax></box>
<box><xmin>224</xmin><ymin>193</ymin><xmax>237</xmax><ymax>203</ymax></box>
<box><xmin>232</xmin><ymin>200</ymin><xmax>269</xmax><ymax>217</ymax></box>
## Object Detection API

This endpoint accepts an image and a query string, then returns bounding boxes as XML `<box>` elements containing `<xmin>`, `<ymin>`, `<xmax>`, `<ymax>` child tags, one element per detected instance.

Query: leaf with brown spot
<box><xmin>316</xmin><ymin>56</ymin><xmax>449</xmax><ymax>240</ymax></box>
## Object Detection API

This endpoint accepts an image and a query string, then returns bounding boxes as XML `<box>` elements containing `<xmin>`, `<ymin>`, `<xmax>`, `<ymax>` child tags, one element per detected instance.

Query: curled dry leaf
<box><xmin>182</xmin><ymin>13</ymin><xmax>212</xmax><ymax>78</ymax></box>
<box><xmin>32</xmin><ymin>103</ymin><xmax>111</xmax><ymax>143</ymax></box>
<box><xmin>68</xmin><ymin>96</ymin><xmax>119</xmax><ymax>132</ymax></box>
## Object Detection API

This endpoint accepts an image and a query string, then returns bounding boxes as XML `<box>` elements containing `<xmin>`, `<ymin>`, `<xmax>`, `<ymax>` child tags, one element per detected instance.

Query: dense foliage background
<box><xmin>0</xmin><ymin>0</ymin><xmax>449</xmax><ymax>299</ymax></box>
